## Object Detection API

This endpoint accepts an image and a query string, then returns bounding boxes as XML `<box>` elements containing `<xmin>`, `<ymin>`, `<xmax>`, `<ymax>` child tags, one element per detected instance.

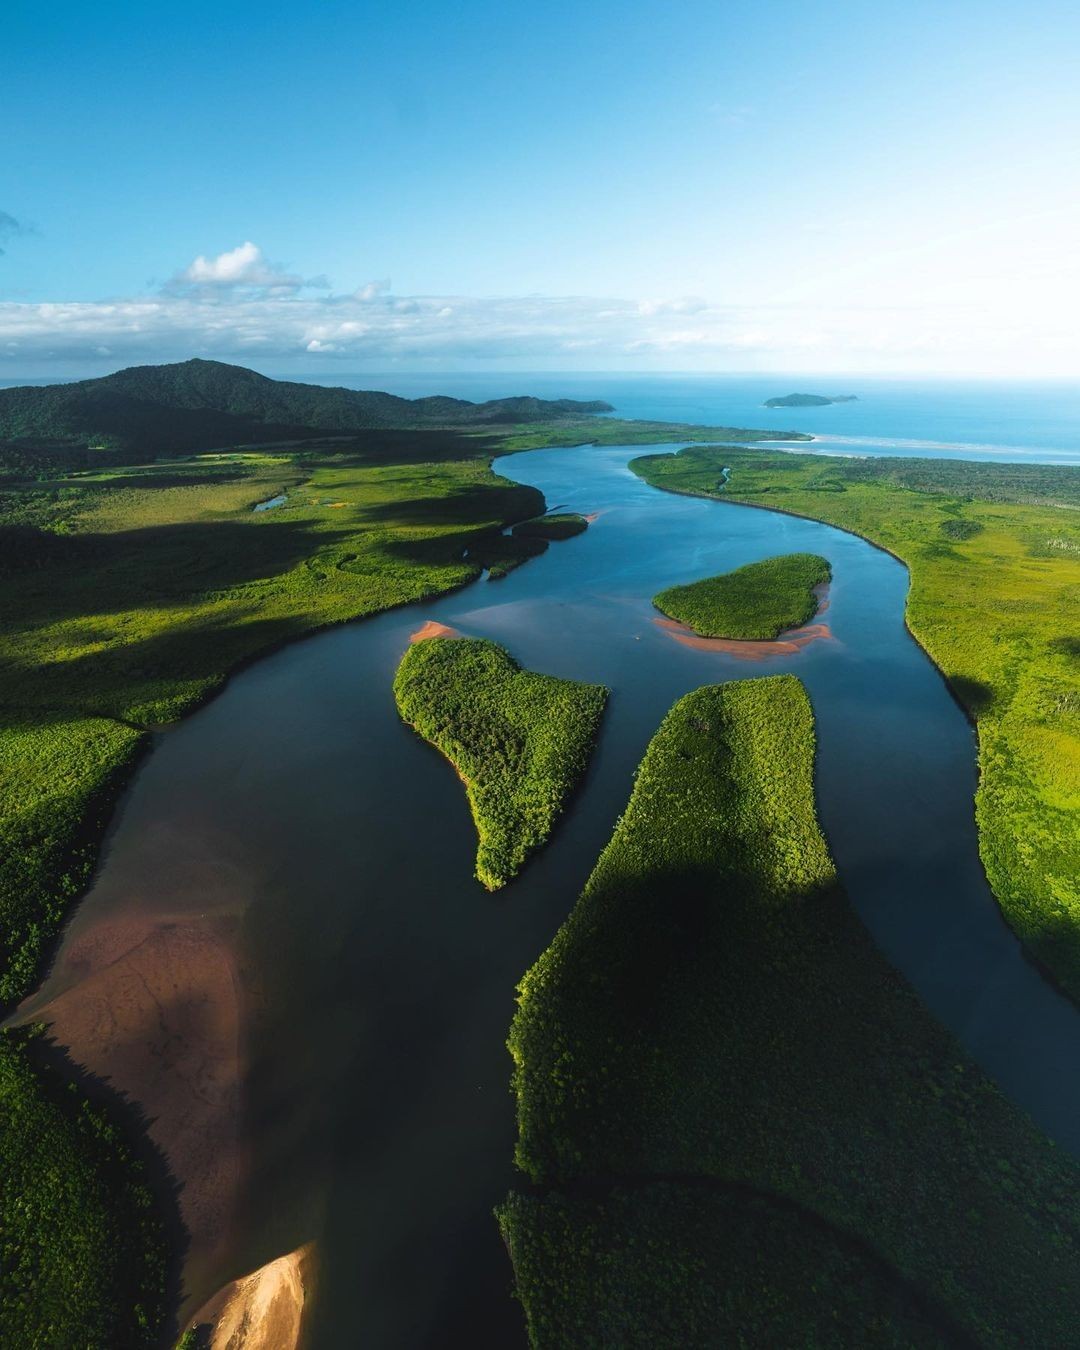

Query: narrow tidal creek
<box><xmin>21</xmin><ymin>445</ymin><xmax>1080</xmax><ymax>1347</ymax></box>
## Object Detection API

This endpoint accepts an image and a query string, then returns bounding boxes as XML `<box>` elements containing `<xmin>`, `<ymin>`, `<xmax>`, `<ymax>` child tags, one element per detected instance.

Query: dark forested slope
<box><xmin>0</xmin><ymin>359</ymin><xmax>613</xmax><ymax>464</ymax></box>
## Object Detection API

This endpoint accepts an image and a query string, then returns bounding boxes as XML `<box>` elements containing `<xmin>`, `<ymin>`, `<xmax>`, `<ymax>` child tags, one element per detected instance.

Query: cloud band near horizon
<box><xmin>0</xmin><ymin>241</ymin><xmax>1070</xmax><ymax>376</ymax></box>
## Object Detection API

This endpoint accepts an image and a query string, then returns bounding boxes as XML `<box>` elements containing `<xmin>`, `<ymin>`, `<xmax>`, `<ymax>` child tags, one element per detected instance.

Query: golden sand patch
<box><xmin>409</xmin><ymin>620</ymin><xmax>461</xmax><ymax>642</ymax></box>
<box><xmin>191</xmin><ymin>1243</ymin><xmax>316</xmax><ymax>1350</ymax></box>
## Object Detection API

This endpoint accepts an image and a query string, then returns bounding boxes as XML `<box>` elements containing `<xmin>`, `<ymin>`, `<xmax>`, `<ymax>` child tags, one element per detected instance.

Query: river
<box><xmin>20</xmin><ymin>443</ymin><xmax>1080</xmax><ymax>1348</ymax></box>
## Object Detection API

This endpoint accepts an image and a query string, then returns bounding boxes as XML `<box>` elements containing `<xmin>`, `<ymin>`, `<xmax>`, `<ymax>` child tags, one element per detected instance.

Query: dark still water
<box><xmin>25</xmin><ymin>445</ymin><xmax>1080</xmax><ymax>1347</ymax></box>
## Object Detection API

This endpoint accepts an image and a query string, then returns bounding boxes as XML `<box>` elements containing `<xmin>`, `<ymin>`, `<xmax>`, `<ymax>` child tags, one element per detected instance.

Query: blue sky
<box><xmin>4</xmin><ymin>0</ymin><xmax>1080</xmax><ymax>375</ymax></box>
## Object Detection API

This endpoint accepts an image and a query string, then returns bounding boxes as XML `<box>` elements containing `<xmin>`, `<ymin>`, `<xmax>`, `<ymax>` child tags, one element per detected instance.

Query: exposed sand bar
<box><xmin>654</xmin><ymin>615</ymin><xmax>833</xmax><ymax>659</ymax></box>
<box><xmin>654</xmin><ymin>581</ymin><xmax>834</xmax><ymax>660</ymax></box>
<box><xmin>190</xmin><ymin>1243</ymin><xmax>316</xmax><ymax>1350</ymax></box>
<box><xmin>409</xmin><ymin>620</ymin><xmax>461</xmax><ymax>642</ymax></box>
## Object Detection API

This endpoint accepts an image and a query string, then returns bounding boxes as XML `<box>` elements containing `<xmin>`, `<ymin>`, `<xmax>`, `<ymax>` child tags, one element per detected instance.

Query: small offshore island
<box><xmin>764</xmin><ymin>392</ymin><xmax>858</xmax><ymax>408</ymax></box>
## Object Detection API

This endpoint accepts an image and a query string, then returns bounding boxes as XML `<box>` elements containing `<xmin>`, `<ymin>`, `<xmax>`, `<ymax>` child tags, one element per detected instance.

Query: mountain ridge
<box><xmin>0</xmin><ymin>358</ymin><xmax>615</xmax><ymax>463</ymax></box>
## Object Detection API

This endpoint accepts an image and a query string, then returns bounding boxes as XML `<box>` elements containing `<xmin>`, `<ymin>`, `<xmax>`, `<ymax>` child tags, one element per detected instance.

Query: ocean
<box><xmin>5</xmin><ymin>372</ymin><xmax>1080</xmax><ymax>465</ymax></box>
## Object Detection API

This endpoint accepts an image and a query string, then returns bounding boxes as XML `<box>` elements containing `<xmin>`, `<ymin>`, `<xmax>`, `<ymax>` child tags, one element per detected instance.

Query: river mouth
<box><xmin>19</xmin><ymin>443</ymin><xmax>1080</xmax><ymax>1347</ymax></box>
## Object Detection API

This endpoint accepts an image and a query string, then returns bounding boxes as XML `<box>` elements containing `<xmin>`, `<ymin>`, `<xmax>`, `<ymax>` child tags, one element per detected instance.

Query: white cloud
<box><xmin>185</xmin><ymin>240</ymin><xmax>264</xmax><ymax>285</ymax></box>
<box><xmin>637</xmin><ymin>296</ymin><xmax>709</xmax><ymax>317</ymax></box>
<box><xmin>355</xmin><ymin>278</ymin><xmax>391</xmax><ymax>302</ymax></box>
<box><xmin>172</xmin><ymin>240</ymin><xmax>327</xmax><ymax>293</ymax></box>
<box><xmin>4</xmin><ymin>247</ymin><xmax>1080</xmax><ymax>375</ymax></box>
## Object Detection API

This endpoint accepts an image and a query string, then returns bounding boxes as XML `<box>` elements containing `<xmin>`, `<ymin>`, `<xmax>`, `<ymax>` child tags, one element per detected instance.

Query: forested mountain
<box><xmin>0</xmin><ymin>359</ymin><xmax>614</xmax><ymax>467</ymax></box>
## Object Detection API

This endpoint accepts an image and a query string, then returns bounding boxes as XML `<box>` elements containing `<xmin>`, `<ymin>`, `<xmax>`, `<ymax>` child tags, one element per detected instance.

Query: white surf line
<box><xmin>807</xmin><ymin>432</ymin><xmax>1080</xmax><ymax>459</ymax></box>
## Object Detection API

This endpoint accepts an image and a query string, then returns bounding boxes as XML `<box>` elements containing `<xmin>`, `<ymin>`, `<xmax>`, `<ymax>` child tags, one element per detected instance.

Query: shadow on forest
<box><xmin>2</xmin><ymin>517</ymin><xmax>358</xmax><ymax>622</ymax></box>
<box><xmin>21</xmin><ymin>1029</ymin><xmax>189</xmax><ymax>1347</ymax></box>
<box><xmin>947</xmin><ymin>675</ymin><xmax>995</xmax><ymax>716</ymax></box>
<box><xmin>96</xmin><ymin>470</ymin><xmax>251</xmax><ymax>490</ymax></box>
<box><xmin>335</xmin><ymin>429</ymin><xmax>507</xmax><ymax>466</ymax></box>
<box><xmin>356</xmin><ymin>482</ymin><xmax>542</xmax><ymax>529</ymax></box>
<box><xmin>1049</xmin><ymin>635</ymin><xmax>1080</xmax><ymax>660</ymax></box>
<box><xmin>10</xmin><ymin>611</ymin><xmax>317</xmax><ymax>720</ymax></box>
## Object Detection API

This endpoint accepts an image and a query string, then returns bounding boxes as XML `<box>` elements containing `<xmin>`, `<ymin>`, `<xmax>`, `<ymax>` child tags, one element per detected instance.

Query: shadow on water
<box><xmin>23</xmin><ymin>444</ymin><xmax>1080</xmax><ymax>1349</ymax></box>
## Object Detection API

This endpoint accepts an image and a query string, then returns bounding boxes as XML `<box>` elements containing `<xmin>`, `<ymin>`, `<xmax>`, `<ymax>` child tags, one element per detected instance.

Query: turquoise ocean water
<box><xmin>315</xmin><ymin>373</ymin><xmax>1080</xmax><ymax>465</ymax></box>
<box><xmin>6</xmin><ymin>372</ymin><xmax>1080</xmax><ymax>464</ymax></box>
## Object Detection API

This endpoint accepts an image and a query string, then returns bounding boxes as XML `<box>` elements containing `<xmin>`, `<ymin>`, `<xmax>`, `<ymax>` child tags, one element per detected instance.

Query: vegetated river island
<box><xmin>652</xmin><ymin>552</ymin><xmax>831</xmax><ymax>639</ymax></box>
<box><xmin>503</xmin><ymin>673</ymin><xmax>1080</xmax><ymax>1346</ymax></box>
<box><xmin>394</xmin><ymin>635</ymin><xmax>608</xmax><ymax>889</ymax></box>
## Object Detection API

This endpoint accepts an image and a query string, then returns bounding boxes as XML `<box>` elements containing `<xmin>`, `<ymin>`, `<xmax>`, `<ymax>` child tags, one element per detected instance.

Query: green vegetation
<box><xmin>0</xmin><ymin>374</ymin><xmax>815</xmax><ymax>1342</ymax></box>
<box><xmin>940</xmin><ymin>517</ymin><xmax>984</xmax><ymax>540</ymax></box>
<box><xmin>0</xmin><ymin>428</ymin><xmax>566</xmax><ymax>1342</ymax></box>
<box><xmin>463</xmin><ymin>531</ymin><xmax>548</xmax><ymax>579</ymax></box>
<box><xmin>632</xmin><ymin>445</ymin><xmax>1080</xmax><ymax>999</ymax></box>
<box><xmin>462</xmin><ymin>512</ymin><xmax>589</xmax><ymax>578</ymax></box>
<box><xmin>512</xmin><ymin>512</ymin><xmax>589</xmax><ymax>541</ymax></box>
<box><xmin>498</xmin><ymin>1186</ymin><xmax>952</xmax><ymax>1350</ymax></box>
<box><xmin>0</xmin><ymin>359</ymin><xmax>614</xmax><ymax>464</ymax></box>
<box><xmin>460</xmin><ymin>512</ymin><xmax>591</xmax><ymax>577</ymax></box>
<box><xmin>494</xmin><ymin>417</ymin><xmax>810</xmax><ymax>454</ymax></box>
<box><xmin>503</xmin><ymin>676</ymin><xmax>1080</xmax><ymax>1345</ymax></box>
<box><xmin>653</xmin><ymin>551</ymin><xmax>830</xmax><ymax>639</ymax></box>
<box><xmin>0</xmin><ymin>1027</ymin><xmax>168</xmax><ymax>1348</ymax></box>
<box><xmin>764</xmin><ymin>392</ymin><xmax>857</xmax><ymax>407</ymax></box>
<box><xmin>0</xmin><ymin>716</ymin><xmax>143</xmax><ymax>1004</ymax></box>
<box><xmin>0</xmin><ymin>443</ymin><xmax>546</xmax><ymax>998</ymax></box>
<box><xmin>394</xmin><ymin>637</ymin><xmax>607</xmax><ymax>888</ymax></box>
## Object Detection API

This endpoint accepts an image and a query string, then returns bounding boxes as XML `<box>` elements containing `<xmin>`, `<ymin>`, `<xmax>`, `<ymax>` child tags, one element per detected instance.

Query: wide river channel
<box><xmin>23</xmin><ymin>444</ymin><xmax>1080</xmax><ymax>1347</ymax></box>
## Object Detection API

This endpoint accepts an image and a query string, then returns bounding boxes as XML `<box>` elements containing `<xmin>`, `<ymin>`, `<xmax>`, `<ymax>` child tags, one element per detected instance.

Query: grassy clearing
<box><xmin>394</xmin><ymin>637</ymin><xmax>607</xmax><ymax>888</ymax></box>
<box><xmin>0</xmin><ymin>1027</ymin><xmax>168</xmax><ymax>1348</ymax></box>
<box><xmin>653</xmin><ymin>552</ymin><xmax>830</xmax><ymax>639</ymax></box>
<box><xmin>504</xmin><ymin>677</ymin><xmax>1080</xmax><ymax>1346</ymax></box>
<box><xmin>631</xmin><ymin>446</ymin><xmax>1080</xmax><ymax>1000</ymax></box>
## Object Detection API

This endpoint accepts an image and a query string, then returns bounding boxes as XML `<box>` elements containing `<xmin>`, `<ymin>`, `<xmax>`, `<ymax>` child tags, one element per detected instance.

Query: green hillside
<box><xmin>0</xmin><ymin>359</ymin><xmax>614</xmax><ymax>465</ymax></box>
